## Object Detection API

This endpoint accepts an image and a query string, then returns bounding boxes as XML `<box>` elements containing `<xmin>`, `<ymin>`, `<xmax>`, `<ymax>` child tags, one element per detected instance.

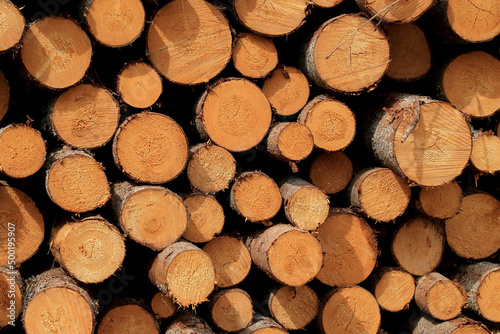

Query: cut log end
<box><xmin>114</xmin><ymin>183</ymin><xmax>188</xmax><ymax>251</ymax></box>
<box><xmin>447</xmin><ymin>0</ymin><xmax>500</xmax><ymax>42</ymax></box>
<box><xmin>305</xmin><ymin>14</ymin><xmax>390</xmax><ymax>93</ymax></box>
<box><xmin>280</xmin><ymin>177</ymin><xmax>330</xmax><ymax>230</ymax></box>
<box><xmin>312</xmin><ymin>0</ymin><xmax>344</xmax><ymax>8</ymax></box>
<box><xmin>416</xmin><ymin>181</ymin><xmax>462</xmax><ymax>219</ymax></box>
<box><xmin>309</xmin><ymin>151</ymin><xmax>353</xmax><ymax>194</ymax></box>
<box><xmin>97</xmin><ymin>304</ymin><xmax>159</xmax><ymax>334</ymax></box>
<box><xmin>0</xmin><ymin>0</ymin><xmax>24</xmax><ymax>52</ymax></box>
<box><xmin>319</xmin><ymin>286</ymin><xmax>381</xmax><ymax>334</ymax></box>
<box><xmin>46</xmin><ymin>149</ymin><xmax>110</xmax><ymax>213</ymax></box>
<box><xmin>298</xmin><ymin>96</ymin><xmax>356</xmax><ymax>151</ymax></box>
<box><xmin>86</xmin><ymin>0</ymin><xmax>145</xmax><ymax>47</ymax></box>
<box><xmin>234</xmin><ymin>0</ymin><xmax>307</xmax><ymax>37</ymax></box>
<box><xmin>316</xmin><ymin>211</ymin><xmax>378</xmax><ymax>287</ymax></box>
<box><xmin>262</xmin><ymin>66</ymin><xmax>310</xmax><ymax>116</ymax></box>
<box><xmin>187</xmin><ymin>144</ymin><xmax>236</xmax><ymax>193</ymax></box>
<box><xmin>117</xmin><ymin>62</ymin><xmax>162</xmax><ymax>108</ymax></box>
<box><xmin>476</xmin><ymin>269</ymin><xmax>500</xmax><ymax>322</ymax></box>
<box><xmin>231</xmin><ymin>172</ymin><xmax>282</xmax><ymax>222</ymax></box>
<box><xmin>385</xmin><ymin>23</ymin><xmax>431</xmax><ymax>81</ymax></box>
<box><xmin>0</xmin><ymin>269</ymin><xmax>22</xmax><ymax>328</ymax></box>
<box><xmin>413</xmin><ymin>316</ymin><xmax>490</xmax><ymax>334</ymax></box>
<box><xmin>183</xmin><ymin>194</ymin><xmax>224</xmax><ymax>243</ymax></box>
<box><xmin>373</xmin><ymin>268</ymin><xmax>415</xmax><ymax>313</ymax></box>
<box><xmin>151</xmin><ymin>292</ymin><xmax>177</xmax><ymax>319</ymax></box>
<box><xmin>149</xmin><ymin>242</ymin><xmax>215</xmax><ymax>307</ymax></box>
<box><xmin>0</xmin><ymin>124</ymin><xmax>46</xmax><ymax>178</ymax></box>
<box><xmin>50</xmin><ymin>217</ymin><xmax>125</xmax><ymax>284</ymax></box>
<box><xmin>203</xmin><ymin>236</ymin><xmax>252</xmax><ymax>288</ymax></box>
<box><xmin>147</xmin><ymin>0</ymin><xmax>232</xmax><ymax>85</ymax></box>
<box><xmin>392</xmin><ymin>216</ymin><xmax>445</xmax><ymax>276</ymax></box>
<box><xmin>20</xmin><ymin>16</ymin><xmax>92</xmax><ymax>89</ymax></box>
<box><xmin>356</xmin><ymin>0</ymin><xmax>433</xmax><ymax>22</ymax></box>
<box><xmin>442</xmin><ymin>51</ymin><xmax>500</xmax><ymax>118</ymax></box>
<box><xmin>267</xmin><ymin>122</ymin><xmax>314</xmax><ymax>162</ymax></box>
<box><xmin>445</xmin><ymin>193</ymin><xmax>500</xmax><ymax>260</ymax></box>
<box><xmin>0</xmin><ymin>185</ymin><xmax>44</xmax><ymax>266</ymax></box>
<box><xmin>209</xmin><ymin>288</ymin><xmax>253</xmax><ymax>332</ymax></box>
<box><xmin>51</xmin><ymin>84</ymin><xmax>119</xmax><ymax>149</ymax></box>
<box><xmin>0</xmin><ymin>70</ymin><xmax>8</xmax><ymax>122</ymax></box>
<box><xmin>232</xmin><ymin>33</ymin><xmax>278</xmax><ymax>79</ymax></box>
<box><xmin>471</xmin><ymin>133</ymin><xmax>500</xmax><ymax>173</ymax></box>
<box><xmin>196</xmin><ymin>78</ymin><xmax>272</xmax><ymax>152</ymax></box>
<box><xmin>268</xmin><ymin>285</ymin><xmax>319</xmax><ymax>330</ymax></box>
<box><xmin>113</xmin><ymin>112</ymin><xmax>188</xmax><ymax>184</ymax></box>
<box><xmin>349</xmin><ymin>167</ymin><xmax>411</xmax><ymax>222</ymax></box>
<box><xmin>415</xmin><ymin>272</ymin><xmax>466</xmax><ymax>321</ymax></box>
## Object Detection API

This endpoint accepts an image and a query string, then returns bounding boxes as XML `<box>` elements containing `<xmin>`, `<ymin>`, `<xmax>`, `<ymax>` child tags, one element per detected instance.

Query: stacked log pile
<box><xmin>0</xmin><ymin>0</ymin><xmax>499</xmax><ymax>333</ymax></box>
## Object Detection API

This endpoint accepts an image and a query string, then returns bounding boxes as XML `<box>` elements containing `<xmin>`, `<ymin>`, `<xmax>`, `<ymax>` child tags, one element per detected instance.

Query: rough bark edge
<box><xmin>412</xmin><ymin>315</ymin><xmax>491</xmax><ymax>334</ymax></box>
<box><xmin>165</xmin><ymin>311</ymin><xmax>215</xmax><ymax>334</ymax></box>
<box><xmin>239</xmin><ymin>314</ymin><xmax>285</xmax><ymax>334</ymax></box>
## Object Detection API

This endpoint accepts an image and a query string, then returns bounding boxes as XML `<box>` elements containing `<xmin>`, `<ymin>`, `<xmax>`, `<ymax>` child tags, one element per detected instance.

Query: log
<box><xmin>0</xmin><ymin>124</ymin><xmax>46</xmax><ymax>178</ymax></box>
<box><xmin>203</xmin><ymin>235</ymin><xmax>252</xmax><ymax>288</ymax></box>
<box><xmin>187</xmin><ymin>143</ymin><xmax>236</xmax><ymax>193</ymax></box>
<box><xmin>356</xmin><ymin>0</ymin><xmax>434</xmax><ymax>23</ymax></box>
<box><xmin>111</xmin><ymin>181</ymin><xmax>189</xmax><ymax>251</ymax></box>
<box><xmin>20</xmin><ymin>16</ymin><xmax>92</xmax><ymax>89</ymax></box>
<box><xmin>434</xmin><ymin>0</ymin><xmax>500</xmax><ymax>43</ymax></box>
<box><xmin>246</xmin><ymin>224</ymin><xmax>323</xmax><ymax>286</ymax></box>
<box><xmin>117</xmin><ymin>62</ymin><xmax>162</xmax><ymax>108</ymax></box>
<box><xmin>267</xmin><ymin>122</ymin><xmax>314</xmax><ymax>163</ymax></box>
<box><xmin>165</xmin><ymin>312</ymin><xmax>215</xmax><ymax>334</ymax></box>
<box><xmin>454</xmin><ymin>262</ymin><xmax>500</xmax><ymax>323</ymax></box>
<box><xmin>46</xmin><ymin>84</ymin><xmax>120</xmax><ymax>149</ymax></box>
<box><xmin>232</xmin><ymin>33</ymin><xmax>278</xmax><ymax>79</ymax></box>
<box><xmin>182</xmin><ymin>193</ymin><xmax>224</xmax><ymax>243</ymax></box>
<box><xmin>96</xmin><ymin>302</ymin><xmax>159</xmax><ymax>334</ymax></box>
<box><xmin>147</xmin><ymin>0</ymin><xmax>232</xmax><ymax>85</ymax></box>
<box><xmin>50</xmin><ymin>216</ymin><xmax>126</xmax><ymax>284</ymax></box>
<box><xmin>46</xmin><ymin>147</ymin><xmax>110</xmax><ymax>213</ymax></box>
<box><xmin>412</xmin><ymin>316</ymin><xmax>491</xmax><ymax>334</ymax></box>
<box><xmin>150</xmin><ymin>292</ymin><xmax>177</xmax><ymax>320</ymax></box>
<box><xmin>209</xmin><ymin>288</ymin><xmax>253</xmax><ymax>332</ymax></box>
<box><xmin>319</xmin><ymin>285</ymin><xmax>381</xmax><ymax>334</ymax></box>
<box><xmin>234</xmin><ymin>0</ymin><xmax>308</xmax><ymax>37</ymax></box>
<box><xmin>315</xmin><ymin>209</ymin><xmax>378</xmax><ymax>287</ymax></box>
<box><xmin>415</xmin><ymin>272</ymin><xmax>466</xmax><ymax>321</ymax></box>
<box><xmin>470</xmin><ymin>132</ymin><xmax>500</xmax><ymax>173</ymax></box>
<box><xmin>298</xmin><ymin>95</ymin><xmax>356</xmax><ymax>151</ymax></box>
<box><xmin>268</xmin><ymin>284</ymin><xmax>319</xmax><ymax>330</ymax></box>
<box><xmin>0</xmin><ymin>267</ymin><xmax>22</xmax><ymax>328</ymax></box>
<box><xmin>262</xmin><ymin>66</ymin><xmax>310</xmax><ymax>116</ymax></box>
<box><xmin>149</xmin><ymin>241</ymin><xmax>215</xmax><ymax>307</ymax></box>
<box><xmin>309</xmin><ymin>151</ymin><xmax>353</xmax><ymax>194</ymax></box>
<box><xmin>311</xmin><ymin>0</ymin><xmax>344</xmax><ymax>8</ymax></box>
<box><xmin>279</xmin><ymin>176</ymin><xmax>329</xmax><ymax>230</ymax></box>
<box><xmin>22</xmin><ymin>268</ymin><xmax>97</xmax><ymax>334</ymax></box>
<box><xmin>112</xmin><ymin>111</ymin><xmax>188</xmax><ymax>184</ymax></box>
<box><xmin>195</xmin><ymin>78</ymin><xmax>272</xmax><ymax>152</ymax></box>
<box><xmin>0</xmin><ymin>183</ymin><xmax>44</xmax><ymax>266</ymax></box>
<box><xmin>348</xmin><ymin>167</ymin><xmax>411</xmax><ymax>222</ymax></box>
<box><xmin>230</xmin><ymin>171</ymin><xmax>282</xmax><ymax>222</ymax></box>
<box><xmin>0</xmin><ymin>70</ymin><xmax>8</xmax><ymax>122</ymax></box>
<box><xmin>445</xmin><ymin>193</ymin><xmax>500</xmax><ymax>259</ymax></box>
<box><xmin>414</xmin><ymin>181</ymin><xmax>463</xmax><ymax>219</ymax></box>
<box><xmin>372</xmin><ymin>267</ymin><xmax>415</xmax><ymax>313</ymax></box>
<box><xmin>240</xmin><ymin>314</ymin><xmax>287</xmax><ymax>334</ymax></box>
<box><xmin>82</xmin><ymin>0</ymin><xmax>145</xmax><ymax>47</ymax></box>
<box><xmin>392</xmin><ymin>216</ymin><xmax>445</xmax><ymax>276</ymax></box>
<box><xmin>384</xmin><ymin>23</ymin><xmax>431</xmax><ymax>81</ymax></box>
<box><xmin>0</xmin><ymin>0</ymin><xmax>24</xmax><ymax>53</ymax></box>
<box><xmin>302</xmin><ymin>14</ymin><xmax>390</xmax><ymax>93</ymax></box>
<box><xmin>366</xmin><ymin>95</ymin><xmax>472</xmax><ymax>186</ymax></box>
<box><xmin>440</xmin><ymin>51</ymin><xmax>500</xmax><ymax>118</ymax></box>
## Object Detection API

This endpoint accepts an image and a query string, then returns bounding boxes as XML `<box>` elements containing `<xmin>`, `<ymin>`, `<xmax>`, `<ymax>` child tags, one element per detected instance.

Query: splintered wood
<box><xmin>1</xmin><ymin>0</ymin><xmax>500</xmax><ymax>333</ymax></box>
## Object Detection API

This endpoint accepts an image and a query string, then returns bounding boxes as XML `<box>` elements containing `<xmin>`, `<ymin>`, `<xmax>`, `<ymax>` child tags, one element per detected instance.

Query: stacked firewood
<box><xmin>0</xmin><ymin>0</ymin><xmax>499</xmax><ymax>333</ymax></box>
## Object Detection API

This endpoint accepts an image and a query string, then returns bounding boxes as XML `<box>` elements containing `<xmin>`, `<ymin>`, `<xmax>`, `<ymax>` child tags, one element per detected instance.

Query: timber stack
<box><xmin>0</xmin><ymin>0</ymin><xmax>499</xmax><ymax>333</ymax></box>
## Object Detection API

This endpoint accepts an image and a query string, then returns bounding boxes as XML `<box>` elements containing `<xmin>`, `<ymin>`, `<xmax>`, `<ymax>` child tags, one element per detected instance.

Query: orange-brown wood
<box><xmin>182</xmin><ymin>193</ymin><xmax>224</xmax><ymax>243</ymax></box>
<box><xmin>97</xmin><ymin>303</ymin><xmax>159</xmax><ymax>334</ymax></box>
<box><xmin>268</xmin><ymin>285</ymin><xmax>318</xmax><ymax>330</ymax></box>
<box><xmin>232</xmin><ymin>33</ymin><xmax>278</xmax><ymax>79</ymax></box>
<box><xmin>0</xmin><ymin>0</ymin><xmax>24</xmax><ymax>52</ymax></box>
<box><xmin>309</xmin><ymin>151</ymin><xmax>353</xmax><ymax>194</ymax></box>
<box><xmin>117</xmin><ymin>62</ymin><xmax>162</xmax><ymax>108</ymax></box>
<box><xmin>209</xmin><ymin>288</ymin><xmax>253</xmax><ymax>332</ymax></box>
<box><xmin>372</xmin><ymin>267</ymin><xmax>415</xmax><ymax>313</ymax></box>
